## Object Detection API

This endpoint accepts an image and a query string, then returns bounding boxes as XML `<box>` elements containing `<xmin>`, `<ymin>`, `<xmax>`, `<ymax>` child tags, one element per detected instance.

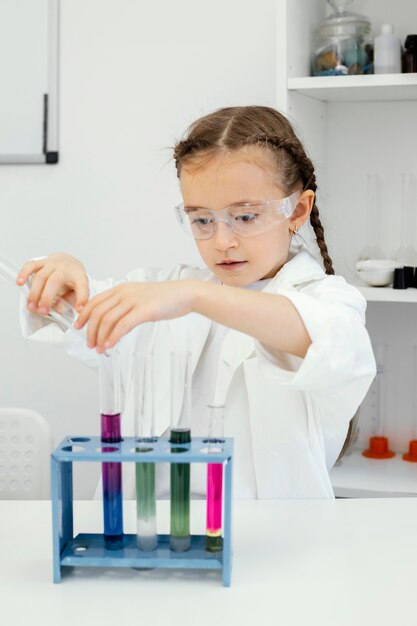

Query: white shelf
<box><xmin>353</xmin><ymin>283</ymin><xmax>417</xmax><ymax>303</ymax></box>
<box><xmin>331</xmin><ymin>450</ymin><xmax>417</xmax><ymax>498</ymax></box>
<box><xmin>287</xmin><ymin>74</ymin><xmax>417</xmax><ymax>102</ymax></box>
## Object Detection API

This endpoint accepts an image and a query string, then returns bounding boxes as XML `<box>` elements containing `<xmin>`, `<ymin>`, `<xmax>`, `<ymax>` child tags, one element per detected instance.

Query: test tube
<box><xmin>133</xmin><ymin>352</ymin><xmax>157</xmax><ymax>551</ymax></box>
<box><xmin>205</xmin><ymin>404</ymin><xmax>225</xmax><ymax>553</ymax></box>
<box><xmin>169</xmin><ymin>351</ymin><xmax>192</xmax><ymax>552</ymax></box>
<box><xmin>99</xmin><ymin>350</ymin><xmax>124</xmax><ymax>550</ymax></box>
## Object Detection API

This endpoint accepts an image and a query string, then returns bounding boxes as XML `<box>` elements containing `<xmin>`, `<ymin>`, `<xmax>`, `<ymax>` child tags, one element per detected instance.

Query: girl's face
<box><xmin>179</xmin><ymin>147</ymin><xmax>314</xmax><ymax>287</ymax></box>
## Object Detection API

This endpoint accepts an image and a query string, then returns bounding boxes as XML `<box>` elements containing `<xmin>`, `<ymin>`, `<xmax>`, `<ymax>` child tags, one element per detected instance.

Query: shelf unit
<box><xmin>355</xmin><ymin>284</ymin><xmax>417</xmax><ymax>303</ymax></box>
<box><xmin>331</xmin><ymin>450</ymin><xmax>417</xmax><ymax>498</ymax></box>
<box><xmin>287</xmin><ymin>74</ymin><xmax>417</xmax><ymax>103</ymax></box>
<box><xmin>279</xmin><ymin>0</ymin><xmax>417</xmax><ymax>497</ymax></box>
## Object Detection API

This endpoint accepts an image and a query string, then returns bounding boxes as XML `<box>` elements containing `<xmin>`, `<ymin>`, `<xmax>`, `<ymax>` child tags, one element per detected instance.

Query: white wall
<box><xmin>0</xmin><ymin>0</ymin><xmax>277</xmax><ymax>497</ymax></box>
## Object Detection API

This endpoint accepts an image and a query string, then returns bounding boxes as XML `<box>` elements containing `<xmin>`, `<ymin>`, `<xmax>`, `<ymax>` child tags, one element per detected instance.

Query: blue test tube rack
<box><xmin>51</xmin><ymin>436</ymin><xmax>233</xmax><ymax>586</ymax></box>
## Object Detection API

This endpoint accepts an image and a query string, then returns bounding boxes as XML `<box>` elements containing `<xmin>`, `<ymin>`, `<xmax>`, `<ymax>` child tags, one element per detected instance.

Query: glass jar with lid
<box><xmin>312</xmin><ymin>0</ymin><xmax>373</xmax><ymax>76</ymax></box>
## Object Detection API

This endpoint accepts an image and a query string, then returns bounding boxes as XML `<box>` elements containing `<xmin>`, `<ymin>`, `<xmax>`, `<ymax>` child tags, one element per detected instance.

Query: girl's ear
<box><xmin>288</xmin><ymin>190</ymin><xmax>315</xmax><ymax>230</ymax></box>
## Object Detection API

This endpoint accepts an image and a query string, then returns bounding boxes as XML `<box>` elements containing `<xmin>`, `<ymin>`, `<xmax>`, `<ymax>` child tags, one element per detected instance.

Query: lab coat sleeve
<box><xmin>255</xmin><ymin>275</ymin><xmax>376</xmax><ymax>405</ymax></box>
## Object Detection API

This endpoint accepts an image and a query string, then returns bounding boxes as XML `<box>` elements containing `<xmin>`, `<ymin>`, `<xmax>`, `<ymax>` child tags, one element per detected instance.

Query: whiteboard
<box><xmin>0</xmin><ymin>0</ymin><xmax>59</xmax><ymax>163</ymax></box>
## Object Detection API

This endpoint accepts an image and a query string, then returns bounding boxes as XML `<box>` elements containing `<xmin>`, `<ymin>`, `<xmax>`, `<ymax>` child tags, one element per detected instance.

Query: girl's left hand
<box><xmin>74</xmin><ymin>280</ymin><xmax>197</xmax><ymax>352</ymax></box>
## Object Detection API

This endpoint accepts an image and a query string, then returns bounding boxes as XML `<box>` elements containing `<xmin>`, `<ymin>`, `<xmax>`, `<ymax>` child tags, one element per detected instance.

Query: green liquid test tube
<box><xmin>170</xmin><ymin>352</ymin><xmax>192</xmax><ymax>552</ymax></box>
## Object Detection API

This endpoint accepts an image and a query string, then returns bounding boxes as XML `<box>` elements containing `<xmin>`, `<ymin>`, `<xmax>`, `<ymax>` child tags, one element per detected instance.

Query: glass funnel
<box><xmin>358</xmin><ymin>174</ymin><xmax>386</xmax><ymax>261</ymax></box>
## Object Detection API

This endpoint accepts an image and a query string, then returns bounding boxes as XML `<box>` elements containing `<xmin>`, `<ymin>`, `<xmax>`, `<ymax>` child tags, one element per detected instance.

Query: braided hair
<box><xmin>173</xmin><ymin>105</ymin><xmax>334</xmax><ymax>275</ymax></box>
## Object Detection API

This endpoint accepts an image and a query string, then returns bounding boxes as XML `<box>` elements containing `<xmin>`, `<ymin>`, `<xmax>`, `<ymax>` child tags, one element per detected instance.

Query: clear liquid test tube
<box><xmin>169</xmin><ymin>351</ymin><xmax>192</xmax><ymax>552</ymax></box>
<box><xmin>205</xmin><ymin>404</ymin><xmax>225</xmax><ymax>553</ymax></box>
<box><xmin>133</xmin><ymin>352</ymin><xmax>157</xmax><ymax>551</ymax></box>
<box><xmin>99</xmin><ymin>350</ymin><xmax>124</xmax><ymax>550</ymax></box>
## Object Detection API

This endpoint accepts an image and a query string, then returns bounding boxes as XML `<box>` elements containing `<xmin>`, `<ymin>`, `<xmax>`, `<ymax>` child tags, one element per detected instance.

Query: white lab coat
<box><xmin>20</xmin><ymin>241</ymin><xmax>376</xmax><ymax>499</ymax></box>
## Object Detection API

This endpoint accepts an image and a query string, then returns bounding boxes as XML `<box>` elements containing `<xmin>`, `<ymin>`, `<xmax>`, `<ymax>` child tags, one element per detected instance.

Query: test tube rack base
<box><xmin>51</xmin><ymin>436</ymin><xmax>233</xmax><ymax>586</ymax></box>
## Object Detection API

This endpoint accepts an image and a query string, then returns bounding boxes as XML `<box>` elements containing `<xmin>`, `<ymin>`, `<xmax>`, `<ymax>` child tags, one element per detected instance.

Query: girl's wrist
<box><xmin>188</xmin><ymin>278</ymin><xmax>210</xmax><ymax>315</ymax></box>
<box><xmin>190</xmin><ymin>279</ymin><xmax>226</xmax><ymax>319</ymax></box>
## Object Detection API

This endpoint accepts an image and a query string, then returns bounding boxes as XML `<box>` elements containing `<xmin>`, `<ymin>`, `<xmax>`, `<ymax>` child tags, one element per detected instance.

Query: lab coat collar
<box><xmin>267</xmin><ymin>239</ymin><xmax>325</xmax><ymax>288</ymax></box>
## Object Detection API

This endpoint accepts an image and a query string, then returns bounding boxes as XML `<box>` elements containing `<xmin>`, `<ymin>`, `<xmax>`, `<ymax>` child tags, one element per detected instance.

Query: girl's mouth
<box><xmin>217</xmin><ymin>261</ymin><xmax>247</xmax><ymax>270</ymax></box>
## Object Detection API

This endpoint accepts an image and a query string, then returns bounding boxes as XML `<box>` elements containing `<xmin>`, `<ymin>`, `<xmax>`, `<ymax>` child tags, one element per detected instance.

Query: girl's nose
<box><xmin>212</xmin><ymin>220</ymin><xmax>239</xmax><ymax>250</ymax></box>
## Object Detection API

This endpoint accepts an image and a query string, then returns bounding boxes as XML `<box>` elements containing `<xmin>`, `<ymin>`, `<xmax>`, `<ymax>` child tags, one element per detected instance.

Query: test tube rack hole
<box><xmin>51</xmin><ymin>436</ymin><xmax>233</xmax><ymax>586</ymax></box>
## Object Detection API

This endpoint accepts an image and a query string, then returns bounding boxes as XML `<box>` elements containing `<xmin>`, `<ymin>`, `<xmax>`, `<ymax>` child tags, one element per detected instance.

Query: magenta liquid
<box><xmin>101</xmin><ymin>413</ymin><xmax>123</xmax><ymax>549</ymax></box>
<box><xmin>205</xmin><ymin>462</ymin><xmax>223</xmax><ymax>552</ymax></box>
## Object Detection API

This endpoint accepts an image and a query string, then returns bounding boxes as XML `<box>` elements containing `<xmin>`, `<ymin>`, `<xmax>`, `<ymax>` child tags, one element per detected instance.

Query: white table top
<box><xmin>1</xmin><ymin>498</ymin><xmax>416</xmax><ymax>626</ymax></box>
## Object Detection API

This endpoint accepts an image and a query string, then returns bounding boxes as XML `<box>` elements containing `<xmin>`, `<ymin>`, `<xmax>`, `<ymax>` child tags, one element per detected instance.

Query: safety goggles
<box><xmin>174</xmin><ymin>191</ymin><xmax>299</xmax><ymax>240</ymax></box>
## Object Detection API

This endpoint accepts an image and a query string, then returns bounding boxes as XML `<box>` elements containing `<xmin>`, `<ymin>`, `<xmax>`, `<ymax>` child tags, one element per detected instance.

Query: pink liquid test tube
<box><xmin>205</xmin><ymin>404</ymin><xmax>225</xmax><ymax>553</ymax></box>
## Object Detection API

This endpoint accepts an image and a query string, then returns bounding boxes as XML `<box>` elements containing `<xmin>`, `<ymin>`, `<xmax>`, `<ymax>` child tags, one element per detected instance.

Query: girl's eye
<box><xmin>235</xmin><ymin>213</ymin><xmax>258</xmax><ymax>223</ymax></box>
<box><xmin>192</xmin><ymin>216</ymin><xmax>212</xmax><ymax>226</ymax></box>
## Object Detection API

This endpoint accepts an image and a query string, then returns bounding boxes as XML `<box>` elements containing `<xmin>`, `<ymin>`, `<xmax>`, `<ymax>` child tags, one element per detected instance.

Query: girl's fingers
<box><xmin>16</xmin><ymin>259</ymin><xmax>45</xmax><ymax>286</ymax></box>
<box><xmin>38</xmin><ymin>273</ymin><xmax>75</xmax><ymax>311</ymax></box>
<box><xmin>74</xmin><ymin>276</ymin><xmax>90</xmax><ymax>310</ymax></box>
<box><xmin>27</xmin><ymin>267</ymin><xmax>56</xmax><ymax>311</ymax></box>
<box><xmin>75</xmin><ymin>288</ymin><xmax>117</xmax><ymax>328</ymax></box>
<box><xmin>104</xmin><ymin>309</ymin><xmax>146</xmax><ymax>350</ymax></box>
<box><xmin>85</xmin><ymin>295</ymin><xmax>121</xmax><ymax>348</ymax></box>
<box><xmin>95</xmin><ymin>302</ymin><xmax>135</xmax><ymax>350</ymax></box>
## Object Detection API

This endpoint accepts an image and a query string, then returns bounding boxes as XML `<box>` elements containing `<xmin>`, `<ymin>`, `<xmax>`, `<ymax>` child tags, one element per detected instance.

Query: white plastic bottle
<box><xmin>374</xmin><ymin>24</ymin><xmax>402</xmax><ymax>74</ymax></box>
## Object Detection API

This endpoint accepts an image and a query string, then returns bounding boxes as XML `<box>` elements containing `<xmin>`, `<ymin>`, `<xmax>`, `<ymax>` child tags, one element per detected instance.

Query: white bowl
<box><xmin>356</xmin><ymin>268</ymin><xmax>395</xmax><ymax>287</ymax></box>
<box><xmin>355</xmin><ymin>259</ymin><xmax>403</xmax><ymax>287</ymax></box>
<box><xmin>356</xmin><ymin>259</ymin><xmax>402</xmax><ymax>271</ymax></box>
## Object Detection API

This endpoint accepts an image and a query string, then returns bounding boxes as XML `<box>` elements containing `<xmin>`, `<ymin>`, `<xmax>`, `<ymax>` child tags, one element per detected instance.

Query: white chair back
<box><xmin>0</xmin><ymin>408</ymin><xmax>53</xmax><ymax>499</ymax></box>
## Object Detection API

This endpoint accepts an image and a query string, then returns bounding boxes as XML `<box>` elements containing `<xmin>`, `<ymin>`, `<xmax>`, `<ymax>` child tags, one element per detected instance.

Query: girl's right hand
<box><xmin>16</xmin><ymin>253</ymin><xmax>89</xmax><ymax>316</ymax></box>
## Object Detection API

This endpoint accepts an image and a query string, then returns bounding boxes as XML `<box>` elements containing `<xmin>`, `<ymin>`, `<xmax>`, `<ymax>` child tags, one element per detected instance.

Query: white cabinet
<box><xmin>277</xmin><ymin>0</ymin><xmax>417</xmax><ymax>496</ymax></box>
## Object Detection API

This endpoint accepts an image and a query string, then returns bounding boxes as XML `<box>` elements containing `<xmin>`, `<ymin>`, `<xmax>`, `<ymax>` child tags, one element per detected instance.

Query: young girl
<box><xmin>18</xmin><ymin>105</ymin><xmax>376</xmax><ymax>499</ymax></box>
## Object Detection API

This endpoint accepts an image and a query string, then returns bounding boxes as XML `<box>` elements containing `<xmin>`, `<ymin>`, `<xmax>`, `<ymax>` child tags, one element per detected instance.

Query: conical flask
<box><xmin>0</xmin><ymin>252</ymin><xmax>77</xmax><ymax>329</ymax></box>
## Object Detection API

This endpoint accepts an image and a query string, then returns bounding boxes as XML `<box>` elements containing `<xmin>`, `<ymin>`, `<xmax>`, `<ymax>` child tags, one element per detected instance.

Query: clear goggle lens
<box><xmin>175</xmin><ymin>191</ymin><xmax>299</xmax><ymax>240</ymax></box>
